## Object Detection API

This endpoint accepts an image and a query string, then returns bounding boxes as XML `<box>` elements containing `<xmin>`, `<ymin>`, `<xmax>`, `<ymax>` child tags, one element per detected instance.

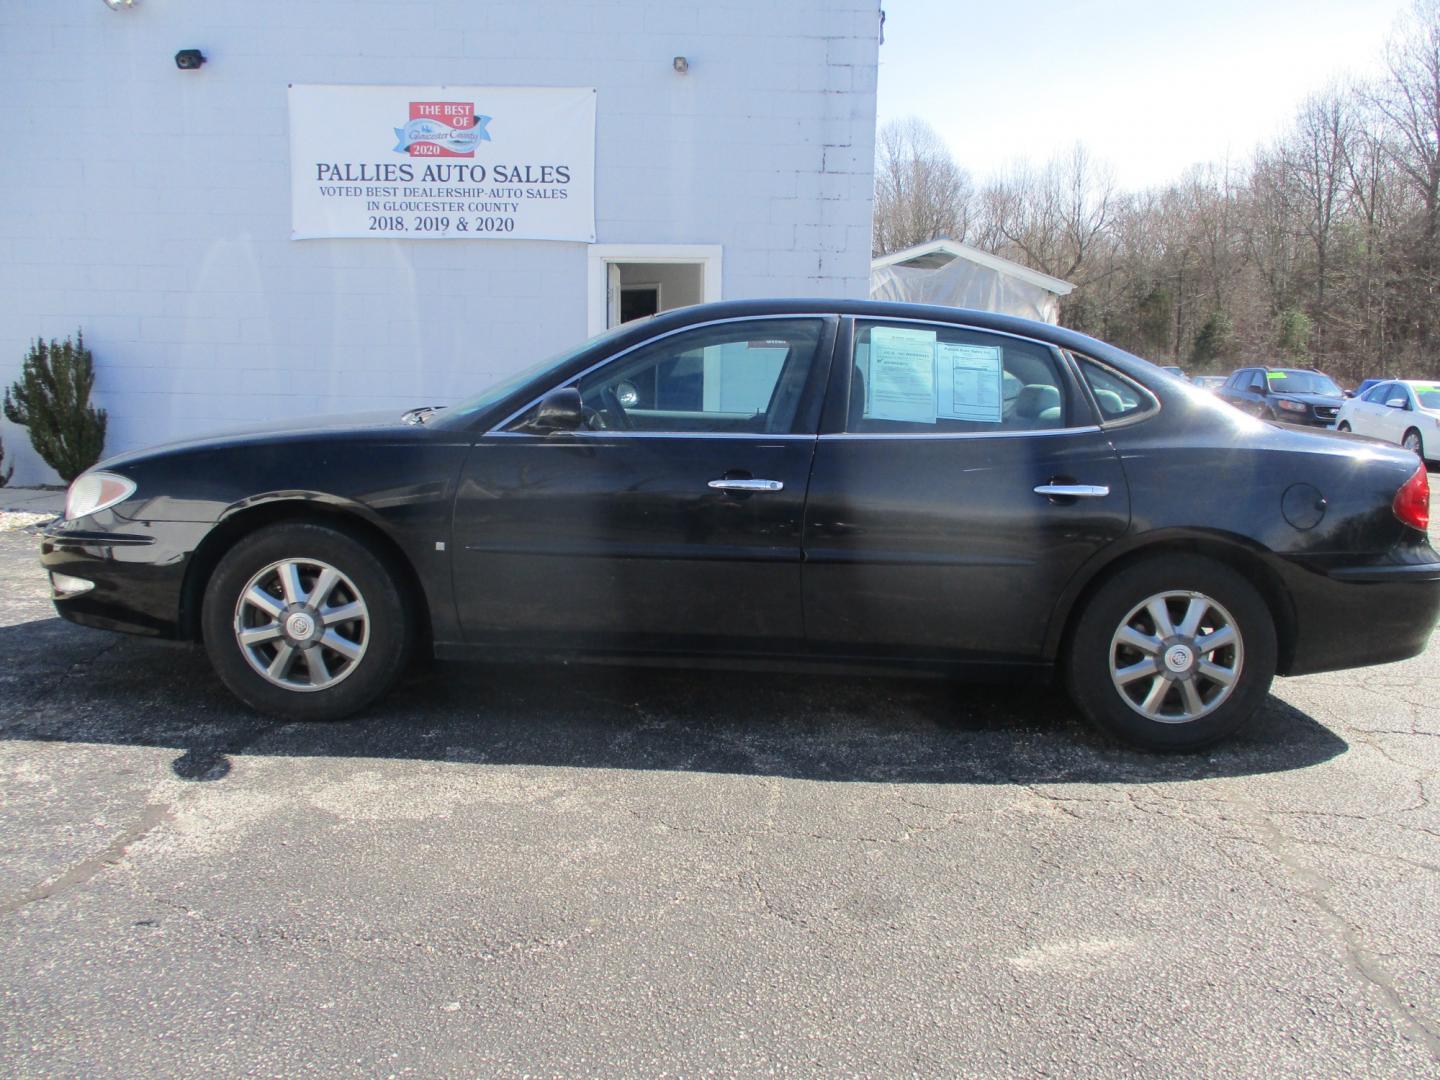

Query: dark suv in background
<box><xmin>1218</xmin><ymin>367</ymin><xmax>1345</xmax><ymax>427</ymax></box>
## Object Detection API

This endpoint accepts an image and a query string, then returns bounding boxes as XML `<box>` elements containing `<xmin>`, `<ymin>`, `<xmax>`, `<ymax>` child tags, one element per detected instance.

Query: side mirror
<box><xmin>1386</xmin><ymin>397</ymin><xmax>1408</xmax><ymax>410</ymax></box>
<box><xmin>527</xmin><ymin>387</ymin><xmax>585</xmax><ymax>433</ymax></box>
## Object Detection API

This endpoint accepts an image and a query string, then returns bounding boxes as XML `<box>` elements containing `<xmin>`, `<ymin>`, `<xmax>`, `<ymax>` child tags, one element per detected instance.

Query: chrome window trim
<box><xmin>842</xmin><ymin>315</ymin><xmax>1094</xmax><ymax>439</ymax></box>
<box><xmin>488</xmin><ymin>313</ymin><xmax>836</xmax><ymax>435</ymax></box>
<box><xmin>484</xmin><ymin>430</ymin><xmax>817</xmax><ymax>442</ymax></box>
<box><xmin>818</xmin><ymin>425</ymin><xmax>1102</xmax><ymax>442</ymax></box>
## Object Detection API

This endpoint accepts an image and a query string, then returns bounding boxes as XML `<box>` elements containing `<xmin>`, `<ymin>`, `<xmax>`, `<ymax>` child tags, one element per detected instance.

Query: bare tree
<box><xmin>1280</xmin><ymin>86</ymin><xmax>1357</xmax><ymax>359</ymax></box>
<box><xmin>1370</xmin><ymin>0</ymin><xmax>1440</xmax><ymax>249</ymax></box>
<box><xmin>980</xmin><ymin>145</ymin><xmax>1117</xmax><ymax>283</ymax></box>
<box><xmin>872</xmin><ymin>118</ymin><xmax>974</xmax><ymax>256</ymax></box>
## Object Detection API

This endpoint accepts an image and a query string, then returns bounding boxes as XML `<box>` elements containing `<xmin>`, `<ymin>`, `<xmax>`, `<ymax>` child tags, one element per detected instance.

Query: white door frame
<box><xmin>587</xmin><ymin>243</ymin><xmax>723</xmax><ymax>335</ymax></box>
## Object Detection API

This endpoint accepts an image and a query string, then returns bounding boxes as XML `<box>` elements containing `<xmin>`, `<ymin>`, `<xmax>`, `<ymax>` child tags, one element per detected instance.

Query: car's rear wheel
<box><xmin>1065</xmin><ymin>555</ymin><xmax>1276</xmax><ymax>750</ymax></box>
<box><xmin>202</xmin><ymin>522</ymin><xmax>412</xmax><ymax>720</ymax></box>
<box><xmin>1337</xmin><ymin>421</ymin><xmax>1351</xmax><ymax>432</ymax></box>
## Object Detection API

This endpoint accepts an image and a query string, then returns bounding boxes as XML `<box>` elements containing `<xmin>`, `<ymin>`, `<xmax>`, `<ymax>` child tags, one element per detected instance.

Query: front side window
<box><xmin>568</xmin><ymin>318</ymin><xmax>824</xmax><ymax>434</ymax></box>
<box><xmin>846</xmin><ymin>322</ymin><xmax>1069</xmax><ymax>434</ymax></box>
<box><xmin>1362</xmin><ymin>382</ymin><xmax>1392</xmax><ymax>404</ymax></box>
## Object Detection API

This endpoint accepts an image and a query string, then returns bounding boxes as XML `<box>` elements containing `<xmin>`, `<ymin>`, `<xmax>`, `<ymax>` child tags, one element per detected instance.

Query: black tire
<box><xmin>1402</xmin><ymin>428</ymin><xmax>1424</xmax><ymax>461</ymax></box>
<box><xmin>202</xmin><ymin>522</ymin><xmax>412</xmax><ymax>721</ymax></box>
<box><xmin>1337</xmin><ymin>421</ymin><xmax>1351</xmax><ymax>432</ymax></box>
<box><xmin>1064</xmin><ymin>555</ymin><xmax>1277</xmax><ymax>751</ymax></box>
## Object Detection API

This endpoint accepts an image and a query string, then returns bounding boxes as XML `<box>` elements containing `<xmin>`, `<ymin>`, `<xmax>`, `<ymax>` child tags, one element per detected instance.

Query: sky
<box><xmin>875</xmin><ymin>0</ymin><xmax>1412</xmax><ymax>191</ymax></box>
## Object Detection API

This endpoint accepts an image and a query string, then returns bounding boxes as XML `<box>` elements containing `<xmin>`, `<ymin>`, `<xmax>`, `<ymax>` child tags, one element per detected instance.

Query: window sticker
<box><xmin>936</xmin><ymin>342</ymin><xmax>1003</xmax><ymax>423</ymax></box>
<box><xmin>1265</xmin><ymin>371</ymin><xmax>1286</xmax><ymax>380</ymax></box>
<box><xmin>867</xmin><ymin>327</ymin><xmax>938</xmax><ymax>424</ymax></box>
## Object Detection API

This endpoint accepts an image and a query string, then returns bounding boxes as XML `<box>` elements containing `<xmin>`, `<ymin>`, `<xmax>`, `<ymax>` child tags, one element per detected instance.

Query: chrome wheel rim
<box><xmin>1109</xmin><ymin>590</ymin><xmax>1243</xmax><ymax>725</ymax></box>
<box><xmin>233</xmin><ymin>558</ymin><xmax>369</xmax><ymax>692</ymax></box>
<box><xmin>1404</xmin><ymin>432</ymin><xmax>1422</xmax><ymax>454</ymax></box>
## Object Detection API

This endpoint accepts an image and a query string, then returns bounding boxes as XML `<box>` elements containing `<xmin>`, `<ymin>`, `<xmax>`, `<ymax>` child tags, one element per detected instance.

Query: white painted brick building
<box><xmin>0</xmin><ymin>1</ymin><xmax>880</xmax><ymax>483</ymax></box>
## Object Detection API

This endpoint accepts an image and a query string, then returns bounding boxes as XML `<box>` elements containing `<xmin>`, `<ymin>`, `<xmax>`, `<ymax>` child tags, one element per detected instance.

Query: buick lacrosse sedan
<box><xmin>41</xmin><ymin>300</ymin><xmax>1440</xmax><ymax>749</ymax></box>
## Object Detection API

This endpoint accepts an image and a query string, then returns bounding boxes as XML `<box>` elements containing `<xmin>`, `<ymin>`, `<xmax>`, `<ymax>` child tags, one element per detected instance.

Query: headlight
<box><xmin>65</xmin><ymin>472</ymin><xmax>136</xmax><ymax>519</ymax></box>
<box><xmin>1276</xmin><ymin>399</ymin><xmax>1308</xmax><ymax>413</ymax></box>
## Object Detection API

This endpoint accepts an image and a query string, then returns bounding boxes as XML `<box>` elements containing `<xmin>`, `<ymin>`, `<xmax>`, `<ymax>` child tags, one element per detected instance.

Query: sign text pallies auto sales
<box><xmin>289</xmin><ymin>85</ymin><xmax>596</xmax><ymax>242</ymax></box>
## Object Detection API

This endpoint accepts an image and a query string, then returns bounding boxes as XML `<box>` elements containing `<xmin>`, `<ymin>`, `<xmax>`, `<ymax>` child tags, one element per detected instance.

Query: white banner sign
<box><xmin>289</xmin><ymin>85</ymin><xmax>596</xmax><ymax>242</ymax></box>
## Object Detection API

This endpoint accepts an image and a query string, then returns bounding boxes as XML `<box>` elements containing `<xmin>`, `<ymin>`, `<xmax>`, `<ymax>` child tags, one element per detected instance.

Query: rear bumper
<box><xmin>1280</xmin><ymin>556</ymin><xmax>1440</xmax><ymax>675</ymax></box>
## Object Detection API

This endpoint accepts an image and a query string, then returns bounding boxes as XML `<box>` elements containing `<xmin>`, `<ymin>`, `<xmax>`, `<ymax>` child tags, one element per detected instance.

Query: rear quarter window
<box><xmin>1073</xmin><ymin>355</ymin><xmax>1159</xmax><ymax>424</ymax></box>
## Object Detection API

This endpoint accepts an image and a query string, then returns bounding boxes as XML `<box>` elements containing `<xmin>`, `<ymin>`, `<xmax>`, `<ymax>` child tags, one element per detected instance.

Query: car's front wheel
<box><xmin>1402</xmin><ymin>428</ymin><xmax>1425</xmax><ymax>461</ymax></box>
<box><xmin>202</xmin><ymin>522</ymin><xmax>413</xmax><ymax>720</ymax></box>
<box><xmin>1065</xmin><ymin>555</ymin><xmax>1276</xmax><ymax>750</ymax></box>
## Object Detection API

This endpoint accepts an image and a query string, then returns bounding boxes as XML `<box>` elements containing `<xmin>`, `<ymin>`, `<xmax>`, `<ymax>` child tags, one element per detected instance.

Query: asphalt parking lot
<box><xmin>2</xmin><ymin>521</ymin><xmax>1439</xmax><ymax>1078</ymax></box>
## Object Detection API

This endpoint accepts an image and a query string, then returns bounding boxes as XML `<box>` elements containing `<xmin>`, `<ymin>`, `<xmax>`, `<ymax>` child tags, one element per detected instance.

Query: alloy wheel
<box><xmin>232</xmin><ymin>557</ymin><xmax>370</xmax><ymax>692</ymax></box>
<box><xmin>1108</xmin><ymin>590</ymin><xmax>1244</xmax><ymax>724</ymax></box>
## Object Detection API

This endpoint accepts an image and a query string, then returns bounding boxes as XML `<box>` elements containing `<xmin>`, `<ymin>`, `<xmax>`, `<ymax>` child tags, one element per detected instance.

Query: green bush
<box><xmin>1274</xmin><ymin>309</ymin><xmax>1312</xmax><ymax>361</ymax></box>
<box><xmin>4</xmin><ymin>331</ymin><xmax>108</xmax><ymax>483</ymax></box>
<box><xmin>1191</xmin><ymin>312</ymin><xmax>1233</xmax><ymax>368</ymax></box>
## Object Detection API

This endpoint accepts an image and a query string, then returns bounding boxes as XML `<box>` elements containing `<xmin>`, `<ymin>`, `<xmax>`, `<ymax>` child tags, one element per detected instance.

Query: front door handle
<box><xmin>1034</xmin><ymin>483</ymin><xmax>1110</xmax><ymax>498</ymax></box>
<box><xmin>708</xmin><ymin>478</ymin><xmax>784</xmax><ymax>493</ymax></box>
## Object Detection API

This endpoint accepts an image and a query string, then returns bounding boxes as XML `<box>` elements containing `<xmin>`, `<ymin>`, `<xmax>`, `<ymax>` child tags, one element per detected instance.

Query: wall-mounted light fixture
<box><xmin>673</xmin><ymin>56</ymin><xmax>689</xmax><ymax>74</ymax></box>
<box><xmin>175</xmin><ymin>49</ymin><xmax>207</xmax><ymax>70</ymax></box>
<box><xmin>101</xmin><ymin>0</ymin><xmax>139</xmax><ymax>9</ymax></box>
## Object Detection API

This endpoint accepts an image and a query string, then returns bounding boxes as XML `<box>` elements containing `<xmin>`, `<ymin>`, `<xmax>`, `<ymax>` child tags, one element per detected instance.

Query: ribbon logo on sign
<box><xmin>393</xmin><ymin>102</ymin><xmax>491</xmax><ymax>158</ymax></box>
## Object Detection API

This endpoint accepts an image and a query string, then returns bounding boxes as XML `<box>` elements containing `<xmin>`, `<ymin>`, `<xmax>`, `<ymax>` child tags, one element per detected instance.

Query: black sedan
<box><xmin>1217</xmin><ymin>366</ymin><xmax>1346</xmax><ymax>427</ymax></box>
<box><xmin>40</xmin><ymin>300</ymin><xmax>1440</xmax><ymax>749</ymax></box>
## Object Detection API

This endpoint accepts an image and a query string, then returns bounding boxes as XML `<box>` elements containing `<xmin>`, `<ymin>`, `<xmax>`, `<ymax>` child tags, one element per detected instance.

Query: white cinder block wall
<box><xmin>0</xmin><ymin>1</ymin><xmax>880</xmax><ymax>484</ymax></box>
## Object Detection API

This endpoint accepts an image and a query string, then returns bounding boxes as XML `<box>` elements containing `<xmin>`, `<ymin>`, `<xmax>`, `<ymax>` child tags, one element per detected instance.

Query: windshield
<box><xmin>1267</xmin><ymin>370</ymin><xmax>1340</xmax><ymax>396</ymax></box>
<box><xmin>433</xmin><ymin>321</ymin><xmax>640</xmax><ymax>426</ymax></box>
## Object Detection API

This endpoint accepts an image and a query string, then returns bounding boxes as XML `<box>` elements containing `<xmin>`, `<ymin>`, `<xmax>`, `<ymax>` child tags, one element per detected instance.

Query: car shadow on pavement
<box><xmin>0</xmin><ymin>616</ymin><xmax>1348</xmax><ymax>786</ymax></box>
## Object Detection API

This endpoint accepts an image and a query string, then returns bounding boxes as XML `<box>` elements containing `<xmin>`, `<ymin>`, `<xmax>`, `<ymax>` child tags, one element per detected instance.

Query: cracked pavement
<box><xmin>2</xmin><ymin>523</ymin><xmax>1439</xmax><ymax>1077</ymax></box>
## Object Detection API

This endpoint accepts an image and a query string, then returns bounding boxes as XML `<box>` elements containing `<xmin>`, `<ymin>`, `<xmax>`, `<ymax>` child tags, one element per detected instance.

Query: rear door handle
<box><xmin>1034</xmin><ymin>483</ymin><xmax>1109</xmax><ymax>498</ymax></box>
<box><xmin>708</xmin><ymin>478</ymin><xmax>784</xmax><ymax>493</ymax></box>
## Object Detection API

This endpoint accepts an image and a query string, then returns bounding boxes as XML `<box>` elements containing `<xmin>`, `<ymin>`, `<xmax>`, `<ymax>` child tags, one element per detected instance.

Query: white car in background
<box><xmin>1336</xmin><ymin>379</ymin><xmax>1440</xmax><ymax>462</ymax></box>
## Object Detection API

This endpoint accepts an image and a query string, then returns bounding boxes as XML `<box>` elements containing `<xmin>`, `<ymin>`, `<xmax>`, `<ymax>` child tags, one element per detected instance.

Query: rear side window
<box><xmin>1074</xmin><ymin>356</ymin><xmax>1158</xmax><ymax>423</ymax></box>
<box><xmin>847</xmin><ymin>322</ymin><xmax>1069</xmax><ymax>434</ymax></box>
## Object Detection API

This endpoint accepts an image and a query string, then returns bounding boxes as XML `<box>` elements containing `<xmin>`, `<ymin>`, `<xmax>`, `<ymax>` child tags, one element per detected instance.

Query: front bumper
<box><xmin>40</xmin><ymin>519</ymin><xmax>209</xmax><ymax>638</ymax></box>
<box><xmin>1275</xmin><ymin>411</ymin><xmax>1338</xmax><ymax>429</ymax></box>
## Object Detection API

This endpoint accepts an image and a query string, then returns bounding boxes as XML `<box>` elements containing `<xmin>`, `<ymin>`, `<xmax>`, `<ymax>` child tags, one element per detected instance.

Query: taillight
<box><xmin>1393</xmin><ymin>464</ymin><xmax>1430</xmax><ymax>531</ymax></box>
